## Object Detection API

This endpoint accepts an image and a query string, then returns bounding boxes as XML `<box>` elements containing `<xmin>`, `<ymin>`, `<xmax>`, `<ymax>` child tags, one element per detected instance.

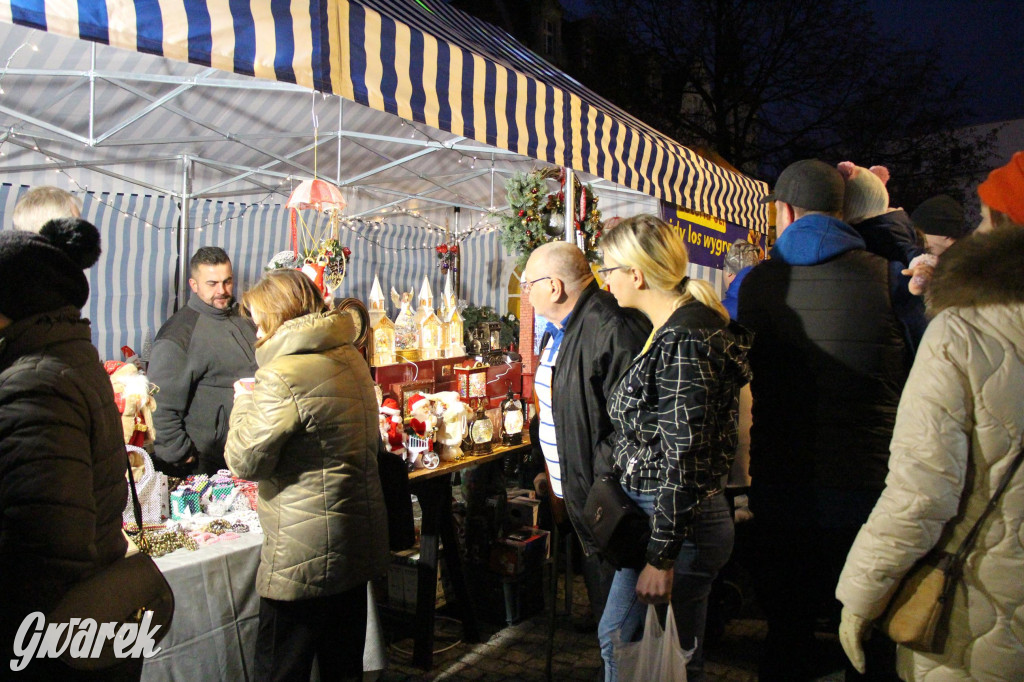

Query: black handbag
<box><xmin>47</xmin><ymin>450</ymin><xmax>175</xmax><ymax>670</ymax></box>
<box><xmin>583</xmin><ymin>472</ymin><xmax>651</xmax><ymax>569</ymax></box>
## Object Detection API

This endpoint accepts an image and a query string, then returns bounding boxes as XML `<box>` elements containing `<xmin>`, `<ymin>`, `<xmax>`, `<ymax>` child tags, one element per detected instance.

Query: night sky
<box><xmin>867</xmin><ymin>0</ymin><xmax>1023</xmax><ymax>125</ymax></box>
<box><xmin>561</xmin><ymin>0</ymin><xmax>1024</xmax><ymax>126</ymax></box>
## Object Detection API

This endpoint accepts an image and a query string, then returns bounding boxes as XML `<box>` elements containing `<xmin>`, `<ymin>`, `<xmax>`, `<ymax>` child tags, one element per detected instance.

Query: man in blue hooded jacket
<box><xmin>737</xmin><ymin>160</ymin><xmax>907</xmax><ymax>681</ymax></box>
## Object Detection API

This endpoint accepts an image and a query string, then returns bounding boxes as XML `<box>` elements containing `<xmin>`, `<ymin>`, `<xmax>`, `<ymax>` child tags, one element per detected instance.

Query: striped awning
<box><xmin>0</xmin><ymin>0</ymin><xmax>767</xmax><ymax>229</ymax></box>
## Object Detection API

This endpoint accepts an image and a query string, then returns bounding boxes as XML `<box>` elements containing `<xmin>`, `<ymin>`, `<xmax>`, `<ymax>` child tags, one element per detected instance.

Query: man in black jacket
<box><xmin>147</xmin><ymin>247</ymin><xmax>257</xmax><ymax>476</ymax></box>
<box><xmin>523</xmin><ymin>241</ymin><xmax>650</xmax><ymax>629</ymax></box>
<box><xmin>738</xmin><ymin>160</ymin><xmax>907</xmax><ymax>681</ymax></box>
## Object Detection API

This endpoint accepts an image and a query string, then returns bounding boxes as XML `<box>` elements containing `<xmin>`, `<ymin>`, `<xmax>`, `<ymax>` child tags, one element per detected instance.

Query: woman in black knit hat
<box><xmin>0</xmin><ymin>219</ymin><xmax>141</xmax><ymax>680</ymax></box>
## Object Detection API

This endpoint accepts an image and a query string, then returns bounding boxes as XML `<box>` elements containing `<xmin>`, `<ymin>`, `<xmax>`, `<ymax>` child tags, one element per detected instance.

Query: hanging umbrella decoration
<box><xmin>268</xmin><ymin>178</ymin><xmax>351</xmax><ymax>296</ymax></box>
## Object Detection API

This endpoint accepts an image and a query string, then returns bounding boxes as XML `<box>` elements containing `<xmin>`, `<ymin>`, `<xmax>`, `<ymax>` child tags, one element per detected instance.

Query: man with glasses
<box><xmin>523</xmin><ymin>240</ymin><xmax>650</xmax><ymax>635</ymax></box>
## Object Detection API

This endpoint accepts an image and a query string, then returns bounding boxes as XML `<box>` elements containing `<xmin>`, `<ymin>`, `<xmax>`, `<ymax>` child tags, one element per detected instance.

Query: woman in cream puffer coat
<box><xmin>225</xmin><ymin>269</ymin><xmax>388</xmax><ymax>681</ymax></box>
<box><xmin>836</xmin><ymin>220</ymin><xmax>1024</xmax><ymax>681</ymax></box>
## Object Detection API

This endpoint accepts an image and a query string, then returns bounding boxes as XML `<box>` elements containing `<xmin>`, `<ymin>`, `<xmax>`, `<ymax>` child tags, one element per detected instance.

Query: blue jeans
<box><xmin>598</xmin><ymin>489</ymin><xmax>734</xmax><ymax>682</ymax></box>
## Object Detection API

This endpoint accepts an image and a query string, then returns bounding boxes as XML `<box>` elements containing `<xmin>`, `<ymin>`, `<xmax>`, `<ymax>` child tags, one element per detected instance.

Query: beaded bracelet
<box><xmin>142</xmin><ymin>531</ymin><xmax>199</xmax><ymax>557</ymax></box>
<box><xmin>203</xmin><ymin>519</ymin><xmax>232</xmax><ymax>535</ymax></box>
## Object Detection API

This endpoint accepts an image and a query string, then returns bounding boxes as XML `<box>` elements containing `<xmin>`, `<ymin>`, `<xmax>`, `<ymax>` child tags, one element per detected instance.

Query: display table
<box><xmin>142</xmin><ymin>532</ymin><xmax>386</xmax><ymax>680</ymax></box>
<box><xmin>143</xmin><ymin>533</ymin><xmax>263</xmax><ymax>681</ymax></box>
<box><xmin>405</xmin><ymin>437</ymin><xmax>532</xmax><ymax>669</ymax></box>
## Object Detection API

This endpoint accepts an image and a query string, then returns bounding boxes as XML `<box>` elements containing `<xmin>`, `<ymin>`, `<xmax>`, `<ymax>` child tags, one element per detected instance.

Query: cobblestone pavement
<box><xmin>377</xmin><ymin>573</ymin><xmax>846</xmax><ymax>682</ymax></box>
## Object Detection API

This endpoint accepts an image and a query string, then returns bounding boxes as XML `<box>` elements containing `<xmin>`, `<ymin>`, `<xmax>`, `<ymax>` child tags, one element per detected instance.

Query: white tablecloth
<box><xmin>143</xmin><ymin>533</ymin><xmax>263</xmax><ymax>681</ymax></box>
<box><xmin>142</xmin><ymin>533</ymin><xmax>385</xmax><ymax>681</ymax></box>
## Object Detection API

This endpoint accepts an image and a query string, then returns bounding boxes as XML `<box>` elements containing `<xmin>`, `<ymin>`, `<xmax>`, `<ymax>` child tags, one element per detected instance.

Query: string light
<box><xmin>0</xmin><ymin>41</ymin><xmax>36</xmax><ymax>98</ymax></box>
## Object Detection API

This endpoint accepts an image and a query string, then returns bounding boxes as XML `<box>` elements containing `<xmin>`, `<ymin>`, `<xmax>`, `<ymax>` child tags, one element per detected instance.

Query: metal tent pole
<box><xmin>563</xmin><ymin>168</ymin><xmax>575</xmax><ymax>244</ymax></box>
<box><xmin>176</xmin><ymin>154</ymin><xmax>193</xmax><ymax>311</ymax></box>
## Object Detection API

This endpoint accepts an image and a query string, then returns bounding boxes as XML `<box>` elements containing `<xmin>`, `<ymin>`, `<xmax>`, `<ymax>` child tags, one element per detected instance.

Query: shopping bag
<box><xmin>122</xmin><ymin>444</ymin><xmax>168</xmax><ymax>526</ymax></box>
<box><xmin>614</xmin><ymin>603</ymin><xmax>694</xmax><ymax>681</ymax></box>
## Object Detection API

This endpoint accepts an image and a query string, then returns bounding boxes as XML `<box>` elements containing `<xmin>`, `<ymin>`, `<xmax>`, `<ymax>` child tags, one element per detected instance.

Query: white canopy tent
<box><xmin>0</xmin><ymin>1</ymin><xmax>765</xmax><ymax>360</ymax></box>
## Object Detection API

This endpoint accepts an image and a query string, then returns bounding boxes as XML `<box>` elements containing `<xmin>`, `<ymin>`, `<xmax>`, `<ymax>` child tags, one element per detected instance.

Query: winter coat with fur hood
<box><xmin>836</xmin><ymin>227</ymin><xmax>1024</xmax><ymax>681</ymax></box>
<box><xmin>224</xmin><ymin>310</ymin><xmax>389</xmax><ymax>601</ymax></box>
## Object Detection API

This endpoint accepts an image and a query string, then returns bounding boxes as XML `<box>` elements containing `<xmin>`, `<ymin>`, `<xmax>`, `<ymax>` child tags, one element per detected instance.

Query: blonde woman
<box><xmin>596</xmin><ymin>214</ymin><xmax>752</xmax><ymax>681</ymax></box>
<box><xmin>225</xmin><ymin>269</ymin><xmax>388</xmax><ymax>681</ymax></box>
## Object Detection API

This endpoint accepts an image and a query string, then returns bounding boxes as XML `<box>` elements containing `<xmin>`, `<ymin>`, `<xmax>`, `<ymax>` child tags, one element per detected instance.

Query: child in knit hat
<box><xmin>837</xmin><ymin>162</ymin><xmax>925</xmax><ymax>267</ymax></box>
<box><xmin>837</xmin><ymin>162</ymin><xmax>930</xmax><ymax>347</ymax></box>
<box><xmin>837</xmin><ymin>161</ymin><xmax>891</xmax><ymax>225</ymax></box>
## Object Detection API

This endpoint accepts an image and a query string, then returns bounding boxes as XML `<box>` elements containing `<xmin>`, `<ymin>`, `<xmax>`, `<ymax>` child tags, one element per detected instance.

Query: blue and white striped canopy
<box><xmin>0</xmin><ymin>0</ymin><xmax>767</xmax><ymax>230</ymax></box>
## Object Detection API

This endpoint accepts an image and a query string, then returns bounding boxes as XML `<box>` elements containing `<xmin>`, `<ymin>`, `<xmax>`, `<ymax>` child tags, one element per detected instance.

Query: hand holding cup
<box><xmin>234</xmin><ymin>377</ymin><xmax>256</xmax><ymax>398</ymax></box>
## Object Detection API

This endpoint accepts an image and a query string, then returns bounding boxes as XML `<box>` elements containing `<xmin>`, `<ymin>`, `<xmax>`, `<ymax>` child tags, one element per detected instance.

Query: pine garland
<box><xmin>496</xmin><ymin>168</ymin><xmax>602</xmax><ymax>268</ymax></box>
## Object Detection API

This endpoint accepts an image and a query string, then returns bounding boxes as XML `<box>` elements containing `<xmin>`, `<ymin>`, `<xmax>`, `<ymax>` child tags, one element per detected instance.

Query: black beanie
<box><xmin>911</xmin><ymin>195</ymin><xmax>966</xmax><ymax>239</ymax></box>
<box><xmin>0</xmin><ymin>218</ymin><xmax>101</xmax><ymax>321</ymax></box>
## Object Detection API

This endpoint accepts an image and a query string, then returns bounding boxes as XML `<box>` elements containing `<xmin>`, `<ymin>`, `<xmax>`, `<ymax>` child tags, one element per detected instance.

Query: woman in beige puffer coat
<box><xmin>225</xmin><ymin>269</ymin><xmax>388</xmax><ymax>681</ymax></box>
<box><xmin>836</xmin><ymin>159</ymin><xmax>1024</xmax><ymax>682</ymax></box>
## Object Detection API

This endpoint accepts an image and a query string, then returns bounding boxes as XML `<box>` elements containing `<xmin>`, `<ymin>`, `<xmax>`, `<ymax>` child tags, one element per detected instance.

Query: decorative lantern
<box><xmin>370</xmin><ymin>316</ymin><xmax>397</xmax><ymax>367</ymax></box>
<box><xmin>391</xmin><ymin>286</ymin><xmax>419</xmax><ymax>362</ymax></box>
<box><xmin>419</xmin><ymin>311</ymin><xmax>443</xmax><ymax>360</ymax></box>
<box><xmin>441</xmin><ymin>306</ymin><xmax>465</xmax><ymax>358</ymax></box>
<box><xmin>469</xmin><ymin>399</ymin><xmax>493</xmax><ymax>454</ymax></box>
<box><xmin>368</xmin><ymin>275</ymin><xmax>387</xmax><ymax>330</ymax></box>
<box><xmin>466</xmin><ymin>327</ymin><xmax>483</xmax><ymax>355</ymax></box>
<box><xmin>462</xmin><ymin>406</ymin><xmax>477</xmax><ymax>455</ymax></box>
<box><xmin>414</xmin><ymin>275</ymin><xmax>435</xmax><ymax>325</ymax></box>
<box><xmin>500</xmin><ymin>388</ymin><xmax>524</xmax><ymax>446</ymax></box>
<box><xmin>454</xmin><ymin>362</ymin><xmax>489</xmax><ymax>403</ymax></box>
<box><xmin>487</xmin><ymin>321</ymin><xmax>502</xmax><ymax>353</ymax></box>
<box><xmin>476</xmin><ymin>323</ymin><xmax>492</xmax><ymax>353</ymax></box>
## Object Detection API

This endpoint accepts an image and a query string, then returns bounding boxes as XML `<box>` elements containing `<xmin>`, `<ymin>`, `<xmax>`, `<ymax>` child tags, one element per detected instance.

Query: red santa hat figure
<box><xmin>407</xmin><ymin>393</ymin><xmax>437</xmax><ymax>448</ymax></box>
<box><xmin>379</xmin><ymin>397</ymin><xmax>405</xmax><ymax>455</ymax></box>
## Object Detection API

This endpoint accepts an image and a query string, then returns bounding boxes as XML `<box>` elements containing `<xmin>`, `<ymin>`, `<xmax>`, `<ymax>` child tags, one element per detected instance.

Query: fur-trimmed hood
<box><xmin>927</xmin><ymin>227</ymin><xmax>1024</xmax><ymax>316</ymax></box>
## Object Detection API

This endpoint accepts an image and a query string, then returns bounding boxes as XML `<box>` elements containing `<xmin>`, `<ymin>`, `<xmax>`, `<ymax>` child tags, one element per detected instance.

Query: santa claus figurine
<box><xmin>407</xmin><ymin>393</ymin><xmax>437</xmax><ymax>451</ymax></box>
<box><xmin>379</xmin><ymin>397</ymin><xmax>405</xmax><ymax>456</ymax></box>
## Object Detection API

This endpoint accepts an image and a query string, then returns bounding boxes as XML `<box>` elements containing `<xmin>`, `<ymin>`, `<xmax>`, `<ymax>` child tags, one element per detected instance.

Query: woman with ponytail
<box><xmin>596</xmin><ymin>214</ymin><xmax>752</xmax><ymax>681</ymax></box>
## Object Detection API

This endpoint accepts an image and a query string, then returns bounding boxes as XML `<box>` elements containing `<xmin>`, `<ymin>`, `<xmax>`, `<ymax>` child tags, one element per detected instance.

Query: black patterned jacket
<box><xmin>609</xmin><ymin>300</ymin><xmax>751</xmax><ymax>566</ymax></box>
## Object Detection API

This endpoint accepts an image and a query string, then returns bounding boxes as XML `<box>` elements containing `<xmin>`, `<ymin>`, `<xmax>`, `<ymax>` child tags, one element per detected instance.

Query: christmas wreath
<box><xmin>496</xmin><ymin>168</ymin><xmax>603</xmax><ymax>268</ymax></box>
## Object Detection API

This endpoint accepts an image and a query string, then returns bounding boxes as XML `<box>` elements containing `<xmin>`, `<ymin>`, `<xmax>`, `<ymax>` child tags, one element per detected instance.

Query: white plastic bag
<box><xmin>614</xmin><ymin>603</ymin><xmax>694</xmax><ymax>681</ymax></box>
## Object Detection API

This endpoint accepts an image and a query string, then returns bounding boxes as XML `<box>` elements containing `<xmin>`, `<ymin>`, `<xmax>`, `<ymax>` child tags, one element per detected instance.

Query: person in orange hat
<box><xmin>977</xmin><ymin>150</ymin><xmax>1024</xmax><ymax>230</ymax></box>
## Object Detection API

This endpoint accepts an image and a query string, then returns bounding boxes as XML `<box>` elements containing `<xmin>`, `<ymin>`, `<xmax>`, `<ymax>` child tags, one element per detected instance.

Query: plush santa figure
<box><xmin>379</xmin><ymin>397</ymin><xmax>405</xmax><ymax>456</ymax></box>
<box><xmin>104</xmin><ymin>360</ymin><xmax>157</xmax><ymax>448</ymax></box>
<box><xmin>407</xmin><ymin>393</ymin><xmax>437</xmax><ymax>451</ymax></box>
<box><xmin>432</xmin><ymin>391</ymin><xmax>469</xmax><ymax>461</ymax></box>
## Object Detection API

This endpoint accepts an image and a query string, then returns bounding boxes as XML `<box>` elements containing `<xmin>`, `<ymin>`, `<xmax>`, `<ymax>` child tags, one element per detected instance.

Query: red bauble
<box><xmin>342</xmin><ymin>247</ymin><xmax>351</xmax><ymax>258</ymax></box>
<box><xmin>518</xmin><ymin>210</ymin><xmax>525</xmax><ymax>217</ymax></box>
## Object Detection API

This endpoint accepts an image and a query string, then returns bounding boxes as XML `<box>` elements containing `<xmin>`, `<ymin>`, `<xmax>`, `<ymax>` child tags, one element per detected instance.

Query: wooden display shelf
<box><xmin>408</xmin><ymin>435</ymin><xmax>531</xmax><ymax>481</ymax></box>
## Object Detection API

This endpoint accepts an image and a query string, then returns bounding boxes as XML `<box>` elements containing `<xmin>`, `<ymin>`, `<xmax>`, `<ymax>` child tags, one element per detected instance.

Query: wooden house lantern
<box><xmin>370</xmin><ymin>315</ymin><xmax>396</xmax><ymax>367</ymax></box>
